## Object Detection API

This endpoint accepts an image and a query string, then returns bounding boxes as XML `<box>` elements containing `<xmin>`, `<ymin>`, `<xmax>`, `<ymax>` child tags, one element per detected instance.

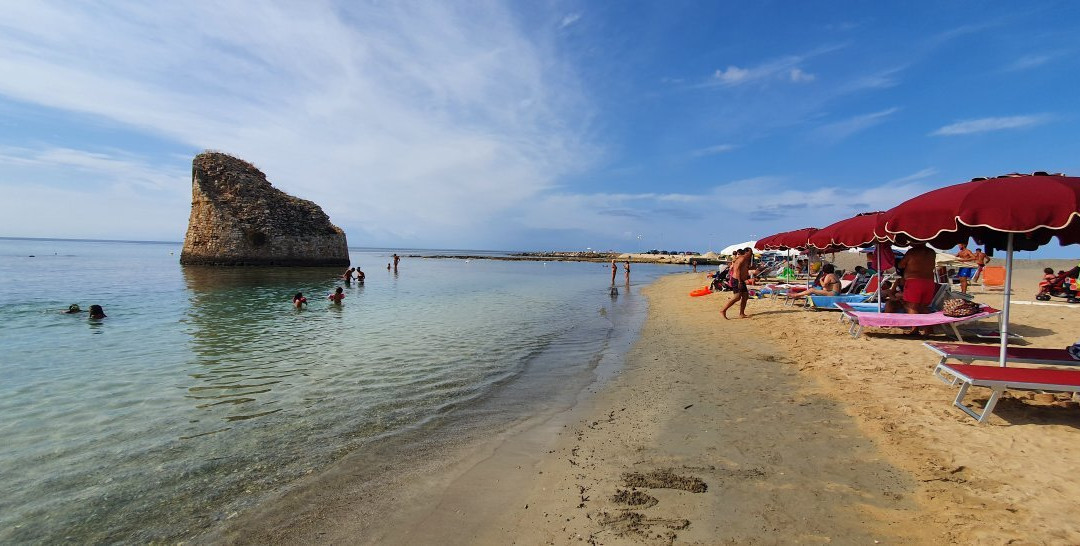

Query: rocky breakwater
<box><xmin>180</xmin><ymin>152</ymin><xmax>349</xmax><ymax>266</ymax></box>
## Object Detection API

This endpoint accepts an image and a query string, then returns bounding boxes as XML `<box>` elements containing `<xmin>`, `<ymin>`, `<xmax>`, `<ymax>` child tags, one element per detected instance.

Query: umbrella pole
<box><xmin>876</xmin><ymin>243</ymin><xmax>883</xmax><ymax>312</ymax></box>
<box><xmin>998</xmin><ymin>234</ymin><xmax>1014</xmax><ymax>367</ymax></box>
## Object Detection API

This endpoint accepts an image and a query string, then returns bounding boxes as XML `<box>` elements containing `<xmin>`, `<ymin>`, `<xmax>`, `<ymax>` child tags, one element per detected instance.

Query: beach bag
<box><xmin>942</xmin><ymin>298</ymin><xmax>980</xmax><ymax>317</ymax></box>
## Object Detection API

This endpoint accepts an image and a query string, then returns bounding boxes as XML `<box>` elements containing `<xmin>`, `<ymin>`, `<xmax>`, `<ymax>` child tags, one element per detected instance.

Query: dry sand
<box><xmin>224</xmin><ymin>259</ymin><xmax>1080</xmax><ymax>544</ymax></box>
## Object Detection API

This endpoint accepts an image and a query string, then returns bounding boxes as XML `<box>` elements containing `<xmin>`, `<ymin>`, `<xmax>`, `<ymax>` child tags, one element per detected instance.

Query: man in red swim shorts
<box><xmin>897</xmin><ymin>243</ymin><xmax>937</xmax><ymax>324</ymax></box>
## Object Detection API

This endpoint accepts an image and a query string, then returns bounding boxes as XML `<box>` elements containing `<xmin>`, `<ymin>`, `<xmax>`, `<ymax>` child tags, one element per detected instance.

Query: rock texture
<box><xmin>180</xmin><ymin>152</ymin><xmax>349</xmax><ymax>266</ymax></box>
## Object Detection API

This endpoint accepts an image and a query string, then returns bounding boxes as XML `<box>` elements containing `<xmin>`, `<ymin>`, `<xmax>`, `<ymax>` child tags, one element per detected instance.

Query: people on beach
<box><xmin>955</xmin><ymin>243</ymin><xmax>975</xmax><ymax>262</ymax></box>
<box><xmin>63</xmin><ymin>304</ymin><xmax>81</xmax><ymax>314</ymax></box>
<box><xmin>610</xmin><ymin>259</ymin><xmax>617</xmax><ymax>285</ymax></box>
<box><xmin>720</xmin><ymin>248</ymin><xmax>752</xmax><ymax>319</ymax></box>
<box><xmin>880</xmin><ymin>280</ymin><xmax>904</xmax><ymax>313</ymax></box>
<box><xmin>293</xmin><ymin>292</ymin><xmax>308</xmax><ymax>309</ymax></box>
<box><xmin>624</xmin><ymin>259</ymin><xmax>630</xmax><ymax>283</ymax></box>
<box><xmin>328</xmin><ymin>287</ymin><xmax>345</xmax><ymax>304</ymax></box>
<box><xmin>972</xmin><ymin>247</ymin><xmax>988</xmax><ymax>282</ymax></box>
<box><xmin>691</xmin><ymin>259</ymin><xmax>697</xmax><ymax>272</ymax></box>
<box><xmin>897</xmin><ymin>243</ymin><xmax>936</xmax><ymax>332</ymax></box>
<box><xmin>88</xmin><ymin>305</ymin><xmax>106</xmax><ymax>319</ymax></box>
<box><xmin>788</xmin><ymin>263</ymin><xmax>841</xmax><ymax>300</ymax></box>
<box><xmin>1037</xmin><ymin>268</ymin><xmax>1058</xmax><ymax>298</ymax></box>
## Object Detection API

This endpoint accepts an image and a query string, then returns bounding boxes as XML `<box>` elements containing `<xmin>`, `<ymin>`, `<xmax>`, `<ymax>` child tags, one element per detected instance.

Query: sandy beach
<box><xmin>223</xmin><ymin>259</ymin><xmax>1080</xmax><ymax>544</ymax></box>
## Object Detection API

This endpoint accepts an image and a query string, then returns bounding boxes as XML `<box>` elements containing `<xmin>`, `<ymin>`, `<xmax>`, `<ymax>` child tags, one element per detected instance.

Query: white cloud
<box><xmin>690</xmin><ymin>144</ymin><xmax>737</xmax><ymax>157</ymax></box>
<box><xmin>1005</xmin><ymin>53</ymin><xmax>1056</xmax><ymax>72</ymax></box>
<box><xmin>713</xmin><ymin>66</ymin><xmax>751</xmax><ymax>84</ymax></box>
<box><xmin>814</xmin><ymin>107</ymin><xmax>899</xmax><ymax>143</ymax></box>
<box><xmin>931</xmin><ymin>115</ymin><xmax>1052</xmax><ymax>136</ymax></box>
<box><xmin>0</xmin><ymin>2</ymin><xmax>593</xmax><ymax>246</ymax></box>
<box><xmin>789</xmin><ymin>68</ymin><xmax>816</xmax><ymax>83</ymax></box>
<box><xmin>559</xmin><ymin>13</ymin><xmax>581</xmax><ymax>28</ymax></box>
<box><xmin>704</xmin><ymin>44</ymin><xmax>844</xmax><ymax>88</ymax></box>
<box><xmin>0</xmin><ymin>146</ymin><xmax>190</xmax><ymax>239</ymax></box>
<box><xmin>509</xmin><ymin>173</ymin><xmax>938</xmax><ymax>250</ymax></box>
<box><xmin>886</xmin><ymin>167</ymin><xmax>938</xmax><ymax>185</ymax></box>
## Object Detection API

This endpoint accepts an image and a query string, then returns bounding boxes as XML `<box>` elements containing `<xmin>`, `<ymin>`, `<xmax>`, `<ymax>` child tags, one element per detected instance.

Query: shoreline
<box><xmin>212</xmin><ymin>272</ymin><xmax>653</xmax><ymax>544</ymax></box>
<box><xmin>225</xmin><ymin>266</ymin><xmax>1080</xmax><ymax>543</ymax></box>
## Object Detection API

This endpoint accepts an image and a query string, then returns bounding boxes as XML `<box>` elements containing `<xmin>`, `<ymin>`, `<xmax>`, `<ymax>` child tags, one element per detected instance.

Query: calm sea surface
<box><xmin>0</xmin><ymin>238</ymin><xmax>671</xmax><ymax>542</ymax></box>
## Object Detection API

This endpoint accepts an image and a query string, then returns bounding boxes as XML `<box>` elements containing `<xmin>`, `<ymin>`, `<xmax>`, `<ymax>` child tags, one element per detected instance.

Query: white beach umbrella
<box><xmin>720</xmin><ymin>240</ymin><xmax>756</xmax><ymax>255</ymax></box>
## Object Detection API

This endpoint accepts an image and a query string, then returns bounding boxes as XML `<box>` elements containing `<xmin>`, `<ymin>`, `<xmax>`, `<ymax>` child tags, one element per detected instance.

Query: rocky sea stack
<box><xmin>180</xmin><ymin>152</ymin><xmax>349</xmax><ymax>266</ymax></box>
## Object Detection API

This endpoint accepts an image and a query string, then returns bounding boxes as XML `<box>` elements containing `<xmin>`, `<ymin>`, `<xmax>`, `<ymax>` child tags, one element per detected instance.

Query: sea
<box><xmin>0</xmin><ymin>237</ymin><xmax>675</xmax><ymax>543</ymax></box>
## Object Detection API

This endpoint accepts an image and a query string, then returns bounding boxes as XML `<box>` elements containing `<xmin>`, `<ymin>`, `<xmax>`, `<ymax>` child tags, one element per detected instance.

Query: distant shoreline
<box><xmin>413</xmin><ymin>251</ymin><xmax>723</xmax><ymax>264</ymax></box>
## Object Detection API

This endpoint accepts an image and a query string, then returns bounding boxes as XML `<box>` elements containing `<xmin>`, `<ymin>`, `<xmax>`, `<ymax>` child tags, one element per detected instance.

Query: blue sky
<box><xmin>1</xmin><ymin>1</ymin><xmax>1078</xmax><ymax>256</ymax></box>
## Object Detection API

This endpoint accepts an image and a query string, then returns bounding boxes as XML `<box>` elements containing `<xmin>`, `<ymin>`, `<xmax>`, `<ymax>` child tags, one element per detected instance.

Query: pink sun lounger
<box><xmin>934</xmin><ymin>363</ymin><xmax>1080</xmax><ymax>422</ymax></box>
<box><xmin>924</xmin><ymin>342</ymin><xmax>1080</xmax><ymax>368</ymax></box>
<box><xmin>836</xmin><ymin>302</ymin><xmax>1000</xmax><ymax>341</ymax></box>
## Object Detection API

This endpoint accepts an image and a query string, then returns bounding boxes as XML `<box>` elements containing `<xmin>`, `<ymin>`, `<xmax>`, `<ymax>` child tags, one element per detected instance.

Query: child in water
<box><xmin>293</xmin><ymin>292</ymin><xmax>308</xmax><ymax>309</ymax></box>
<box><xmin>328</xmin><ymin>287</ymin><xmax>345</xmax><ymax>304</ymax></box>
<box><xmin>88</xmin><ymin>305</ymin><xmax>106</xmax><ymax>319</ymax></box>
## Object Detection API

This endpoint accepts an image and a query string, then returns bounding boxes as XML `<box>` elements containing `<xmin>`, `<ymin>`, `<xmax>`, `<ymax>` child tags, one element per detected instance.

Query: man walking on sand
<box><xmin>972</xmin><ymin>247</ymin><xmax>989</xmax><ymax>282</ymax></box>
<box><xmin>897</xmin><ymin>242</ymin><xmax>936</xmax><ymax>333</ymax></box>
<box><xmin>721</xmin><ymin>248</ymin><xmax>752</xmax><ymax>319</ymax></box>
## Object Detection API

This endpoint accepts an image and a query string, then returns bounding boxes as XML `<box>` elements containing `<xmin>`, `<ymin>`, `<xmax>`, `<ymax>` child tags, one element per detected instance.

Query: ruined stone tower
<box><xmin>179</xmin><ymin>152</ymin><xmax>349</xmax><ymax>266</ymax></box>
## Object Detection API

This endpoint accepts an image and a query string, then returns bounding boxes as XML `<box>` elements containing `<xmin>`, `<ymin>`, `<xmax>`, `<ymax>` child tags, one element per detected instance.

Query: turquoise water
<box><xmin>0</xmin><ymin>238</ymin><xmax>667</xmax><ymax>542</ymax></box>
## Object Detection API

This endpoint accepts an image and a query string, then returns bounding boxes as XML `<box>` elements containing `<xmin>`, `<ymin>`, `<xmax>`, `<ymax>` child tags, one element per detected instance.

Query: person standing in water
<box><xmin>623</xmin><ymin>259</ymin><xmax>631</xmax><ymax>283</ymax></box>
<box><xmin>393</xmin><ymin>253</ymin><xmax>400</xmax><ymax>270</ymax></box>
<box><xmin>88</xmin><ymin>305</ymin><xmax>107</xmax><ymax>319</ymax></box>
<box><xmin>328</xmin><ymin>287</ymin><xmax>345</xmax><ymax>305</ymax></box>
<box><xmin>293</xmin><ymin>292</ymin><xmax>307</xmax><ymax>309</ymax></box>
<box><xmin>610</xmin><ymin>259</ymin><xmax>617</xmax><ymax>285</ymax></box>
<box><xmin>356</xmin><ymin>268</ymin><xmax>365</xmax><ymax>283</ymax></box>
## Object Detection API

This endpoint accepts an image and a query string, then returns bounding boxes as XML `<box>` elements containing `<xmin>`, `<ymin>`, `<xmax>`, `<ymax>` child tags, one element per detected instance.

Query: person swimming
<box><xmin>88</xmin><ymin>305</ymin><xmax>106</xmax><ymax>319</ymax></box>
<box><xmin>293</xmin><ymin>292</ymin><xmax>308</xmax><ymax>309</ymax></box>
<box><xmin>63</xmin><ymin>304</ymin><xmax>81</xmax><ymax>314</ymax></box>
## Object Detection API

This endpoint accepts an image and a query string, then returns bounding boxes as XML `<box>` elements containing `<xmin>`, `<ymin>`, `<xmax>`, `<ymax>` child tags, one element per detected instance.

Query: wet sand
<box><xmin>223</xmin><ymin>261</ymin><xmax>1080</xmax><ymax>544</ymax></box>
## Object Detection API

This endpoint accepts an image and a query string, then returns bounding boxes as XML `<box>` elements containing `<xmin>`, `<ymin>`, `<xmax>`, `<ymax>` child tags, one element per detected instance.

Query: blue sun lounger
<box><xmin>807</xmin><ymin>293</ymin><xmax>874</xmax><ymax>310</ymax></box>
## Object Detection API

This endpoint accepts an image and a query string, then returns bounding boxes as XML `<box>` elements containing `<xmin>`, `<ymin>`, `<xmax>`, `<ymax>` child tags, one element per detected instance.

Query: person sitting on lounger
<box><xmin>789</xmin><ymin>264</ymin><xmax>841</xmax><ymax>300</ymax></box>
<box><xmin>880</xmin><ymin>280</ymin><xmax>904</xmax><ymax>313</ymax></box>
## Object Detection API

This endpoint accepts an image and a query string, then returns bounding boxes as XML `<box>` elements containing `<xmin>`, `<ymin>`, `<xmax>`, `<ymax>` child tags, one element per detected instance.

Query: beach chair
<box><xmin>981</xmin><ymin>266</ymin><xmax>1007</xmax><ymax>290</ymax></box>
<box><xmin>805</xmin><ymin>273</ymin><xmax>879</xmax><ymax>310</ymax></box>
<box><xmin>835</xmin><ymin>302</ymin><xmax>1000</xmax><ymax>341</ymax></box>
<box><xmin>923</xmin><ymin>342</ymin><xmax>1080</xmax><ymax>368</ymax></box>
<box><xmin>934</xmin><ymin>363</ymin><xmax>1080</xmax><ymax>422</ymax></box>
<box><xmin>807</xmin><ymin>293</ymin><xmax>873</xmax><ymax>310</ymax></box>
<box><xmin>837</xmin><ymin>272</ymin><xmax>857</xmax><ymax>292</ymax></box>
